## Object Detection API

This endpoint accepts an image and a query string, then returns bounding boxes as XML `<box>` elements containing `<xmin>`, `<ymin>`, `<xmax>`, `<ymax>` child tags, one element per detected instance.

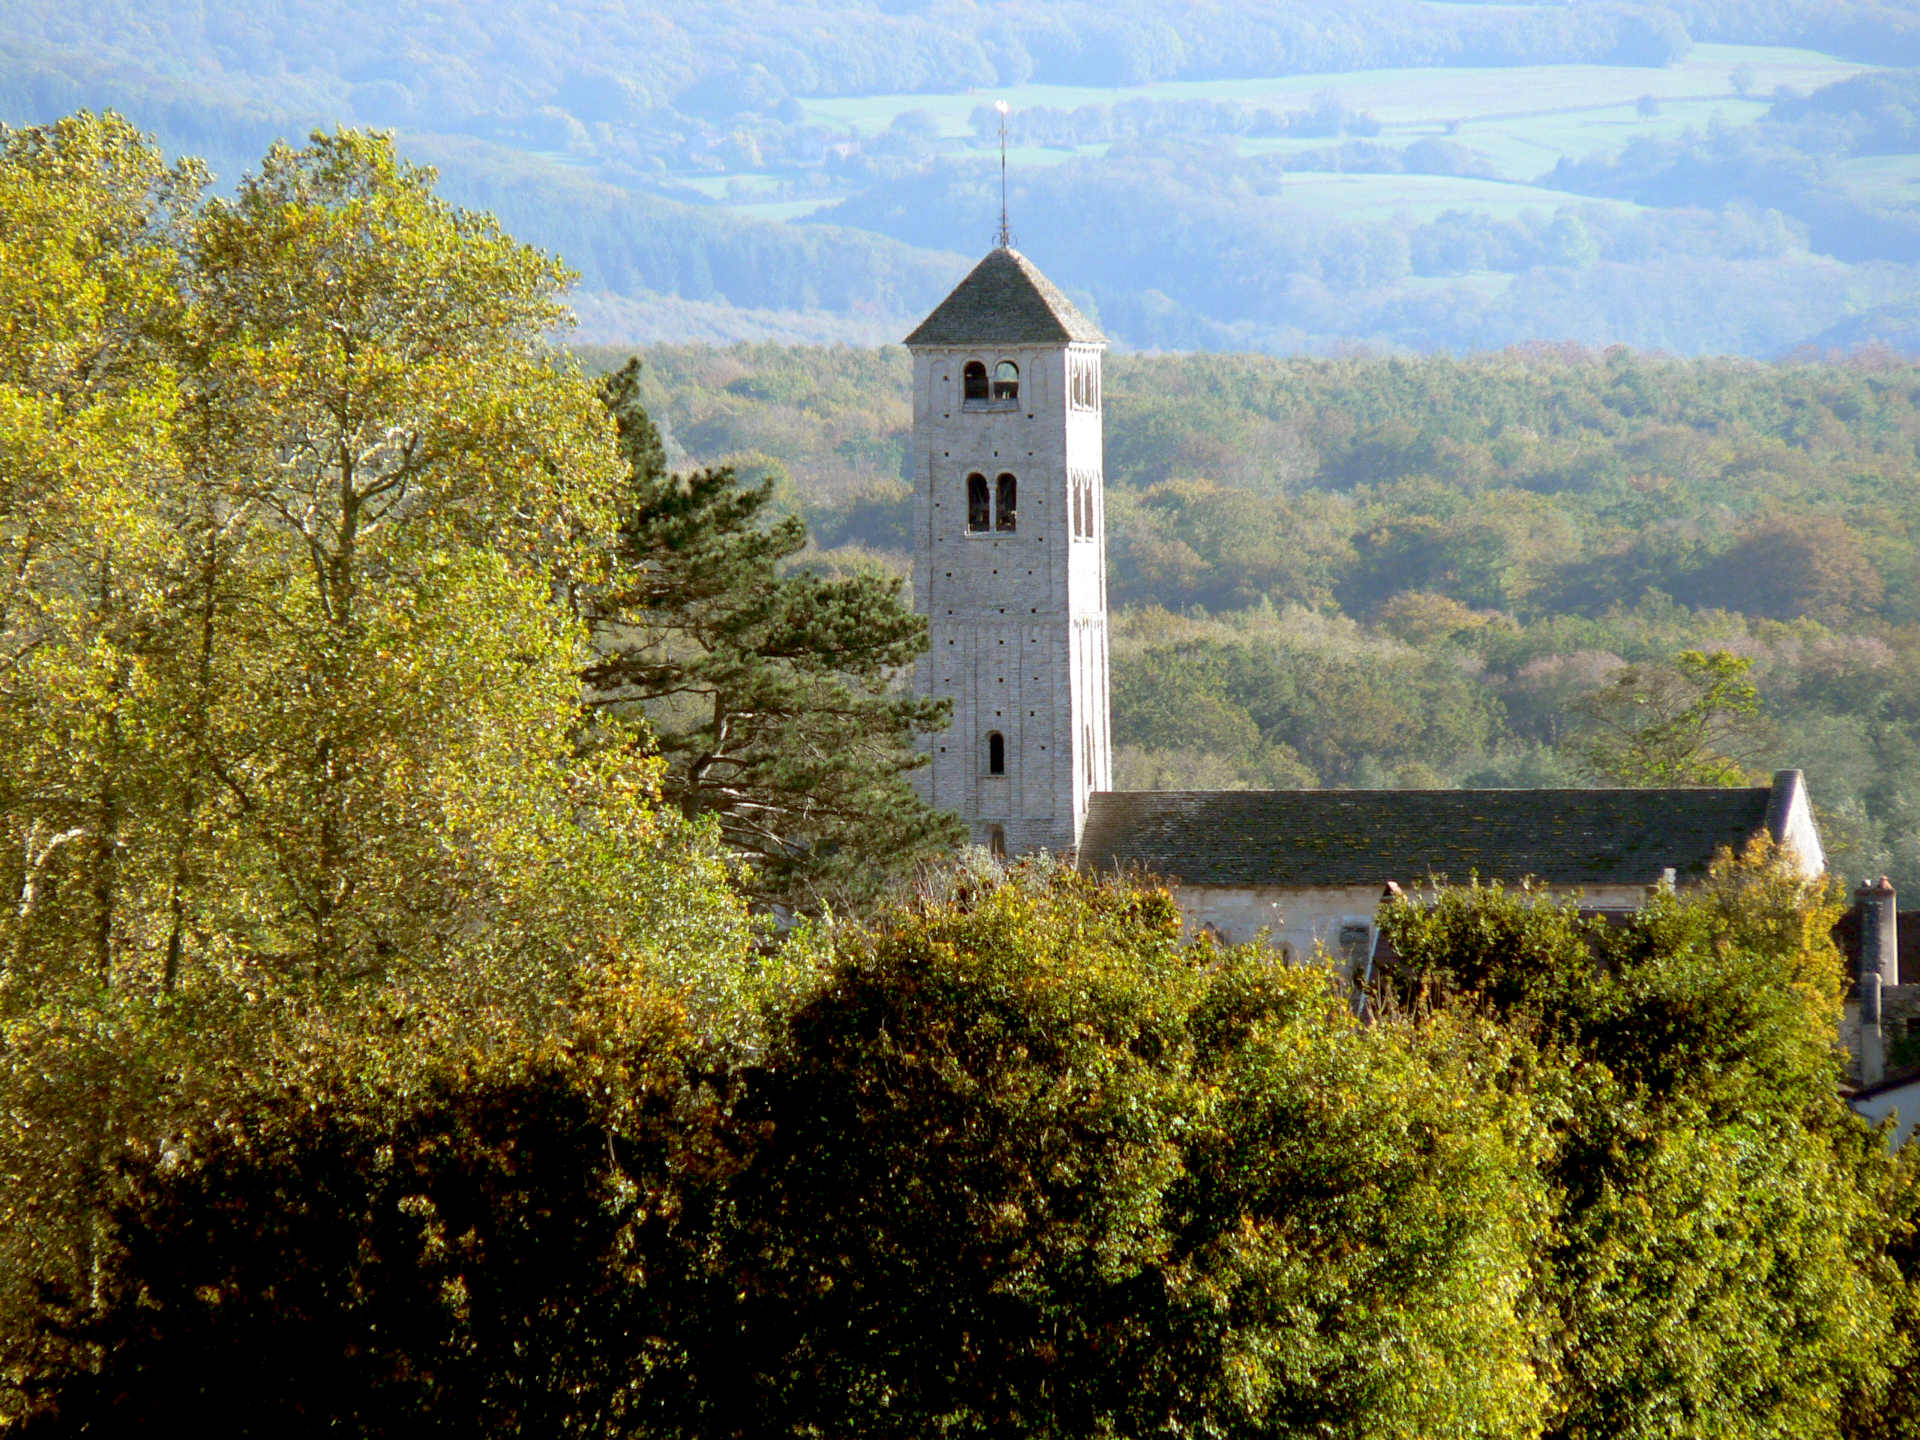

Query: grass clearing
<box><xmin>1276</xmin><ymin>170</ymin><xmax>1644</xmax><ymax>223</ymax></box>
<box><xmin>781</xmin><ymin>44</ymin><xmax>1869</xmax><ymax>211</ymax></box>
<box><xmin>800</xmin><ymin>44</ymin><xmax>1865</xmax><ymax>145</ymax></box>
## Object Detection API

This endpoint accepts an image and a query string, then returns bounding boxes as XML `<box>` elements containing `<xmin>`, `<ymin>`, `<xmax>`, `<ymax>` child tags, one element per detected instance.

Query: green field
<box><xmin>799</xmin><ymin>43</ymin><xmax>1863</xmax><ymax>146</ymax></box>
<box><xmin>1274</xmin><ymin>170</ymin><xmax>1645</xmax><ymax>222</ymax></box>
<box><xmin>762</xmin><ymin>43</ymin><xmax>1869</xmax><ymax>222</ymax></box>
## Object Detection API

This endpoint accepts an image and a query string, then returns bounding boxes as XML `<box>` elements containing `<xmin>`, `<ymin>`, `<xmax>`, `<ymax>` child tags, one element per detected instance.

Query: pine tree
<box><xmin>585</xmin><ymin>359</ymin><xmax>962</xmax><ymax>912</ymax></box>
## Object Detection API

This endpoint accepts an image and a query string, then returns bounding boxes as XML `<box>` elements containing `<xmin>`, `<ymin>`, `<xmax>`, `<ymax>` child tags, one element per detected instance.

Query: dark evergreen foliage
<box><xmin>584</xmin><ymin>359</ymin><xmax>961</xmax><ymax>911</ymax></box>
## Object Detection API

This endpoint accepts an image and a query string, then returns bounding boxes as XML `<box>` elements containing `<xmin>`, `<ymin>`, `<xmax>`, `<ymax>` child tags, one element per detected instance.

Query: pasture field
<box><xmin>1272</xmin><ymin>170</ymin><xmax>1645</xmax><ymax>223</ymax></box>
<box><xmin>1448</xmin><ymin>98</ymin><xmax>1774</xmax><ymax>180</ymax></box>
<box><xmin>767</xmin><ymin>43</ymin><xmax>1866</xmax><ymax>230</ymax></box>
<box><xmin>799</xmin><ymin>43</ymin><xmax>1864</xmax><ymax>148</ymax></box>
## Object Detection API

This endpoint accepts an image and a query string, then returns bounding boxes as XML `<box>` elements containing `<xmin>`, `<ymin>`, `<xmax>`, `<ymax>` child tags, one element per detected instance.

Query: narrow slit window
<box><xmin>963</xmin><ymin>361</ymin><xmax>988</xmax><ymax>404</ymax></box>
<box><xmin>967</xmin><ymin>473</ymin><xmax>990</xmax><ymax>532</ymax></box>
<box><xmin>993</xmin><ymin>360</ymin><xmax>1019</xmax><ymax>402</ymax></box>
<box><xmin>987</xmin><ymin>731</ymin><xmax>1006</xmax><ymax>775</ymax></box>
<box><xmin>987</xmin><ymin>824</ymin><xmax>1007</xmax><ymax>858</ymax></box>
<box><xmin>995</xmin><ymin>473</ymin><xmax>1017</xmax><ymax>532</ymax></box>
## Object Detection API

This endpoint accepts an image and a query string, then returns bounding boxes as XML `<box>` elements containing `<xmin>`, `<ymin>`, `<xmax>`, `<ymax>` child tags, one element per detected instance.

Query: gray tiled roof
<box><xmin>1079</xmin><ymin>783</ymin><xmax>1791</xmax><ymax>888</ymax></box>
<box><xmin>904</xmin><ymin>247</ymin><xmax>1105</xmax><ymax>347</ymax></box>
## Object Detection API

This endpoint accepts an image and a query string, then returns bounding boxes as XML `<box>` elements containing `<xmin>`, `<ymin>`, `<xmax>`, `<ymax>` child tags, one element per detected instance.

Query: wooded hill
<box><xmin>7</xmin><ymin>1</ymin><xmax>1920</xmax><ymax>353</ymax></box>
<box><xmin>610</xmin><ymin>341</ymin><xmax>1920</xmax><ymax>892</ymax></box>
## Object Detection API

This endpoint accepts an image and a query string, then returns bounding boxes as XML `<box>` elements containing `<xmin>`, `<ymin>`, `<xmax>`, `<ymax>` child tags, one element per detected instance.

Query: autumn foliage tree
<box><xmin>1575</xmin><ymin>647</ymin><xmax>1766</xmax><ymax>786</ymax></box>
<box><xmin>0</xmin><ymin>115</ymin><xmax>751</xmax><ymax>1420</ymax></box>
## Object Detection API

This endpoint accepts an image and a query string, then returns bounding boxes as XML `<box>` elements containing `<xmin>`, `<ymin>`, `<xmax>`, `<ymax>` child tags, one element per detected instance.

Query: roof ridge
<box><xmin>904</xmin><ymin>246</ymin><xmax>1104</xmax><ymax>348</ymax></box>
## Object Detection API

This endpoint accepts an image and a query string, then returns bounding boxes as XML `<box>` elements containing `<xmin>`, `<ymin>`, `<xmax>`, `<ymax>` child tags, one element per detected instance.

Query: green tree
<box><xmin>178</xmin><ymin>127</ymin><xmax>643</xmax><ymax>979</ymax></box>
<box><xmin>724</xmin><ymin>861</ymin><xmax>1548</xmax><ymax>1440</ymax></box>
<box><xmin>0</xmin><ymin>121</ymin><xmax>754</xmax><ymax>1421</ymax></box>
<box><xmin>1381</xmin><ymin>847</ymin><xmax>1903</xmax><ymax>1440</ymax></box>
<box><xmin>0</xmin><ymin>112</ymin><xmax>208</xmax><ymax>1409</ymax></box>
<box><xmin>1576</xmin><ymin>647</ymin><xmax>1765</xmax><ymax>785</ymax></box>
<box><xmin>584</xmin><ymin>358</ymin><xmax>961</xmax><ymax>912</ymax></box>
<box><xmin>0</xmin><ymin>111</ymin><xmax>200</xmax><ymax>992</ymax></box>
<box><xmin>15</xmin><ymin>983</ymin><xmax>733</xmax><ymax>1439</ymax></box>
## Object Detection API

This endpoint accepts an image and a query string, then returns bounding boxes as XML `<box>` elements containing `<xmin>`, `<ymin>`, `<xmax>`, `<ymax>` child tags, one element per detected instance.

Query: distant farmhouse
<box><xmin>903</xmin><ymin>244</ymin><xmax>1825</xmax><ymax>946</ymax></box>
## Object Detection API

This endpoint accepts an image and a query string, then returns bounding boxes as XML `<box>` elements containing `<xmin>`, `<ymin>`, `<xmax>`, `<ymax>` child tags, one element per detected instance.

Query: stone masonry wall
<box><xmin>911</xmin><ymin>342</ymin><xmax>1108</xmax><ymax>855</ymax></box>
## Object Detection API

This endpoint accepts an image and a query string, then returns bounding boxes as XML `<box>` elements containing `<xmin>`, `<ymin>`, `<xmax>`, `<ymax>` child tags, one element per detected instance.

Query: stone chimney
<box><xmin>1857</xmin><ymin>877</ymin><xmax>1898</xmax><ymax>1088</ymax></box>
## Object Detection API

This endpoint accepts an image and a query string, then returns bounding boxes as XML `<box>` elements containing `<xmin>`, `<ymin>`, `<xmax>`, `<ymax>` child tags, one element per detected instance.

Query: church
<box><xmin>903</xmin><ymin>245</ymin><xmax>1826</xmax><ymax>970</ymax></box>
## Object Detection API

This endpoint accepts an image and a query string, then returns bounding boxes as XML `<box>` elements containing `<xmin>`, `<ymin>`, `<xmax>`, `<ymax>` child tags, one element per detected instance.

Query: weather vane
<box><xmin>995</xmin><ymin>100</ymin><xmax>1013</xmax><ymax>249</ymax></box>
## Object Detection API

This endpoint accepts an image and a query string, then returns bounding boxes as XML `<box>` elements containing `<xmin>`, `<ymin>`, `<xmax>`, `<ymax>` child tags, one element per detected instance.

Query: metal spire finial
<box><xmin>994</xmin><ymin>100</ymin><xmax>1012</xmax><ymax>249</ymax></box>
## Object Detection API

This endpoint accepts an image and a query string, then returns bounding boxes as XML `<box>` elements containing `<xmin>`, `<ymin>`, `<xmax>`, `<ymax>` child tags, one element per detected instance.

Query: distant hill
<box><xmin>6</xmin><ymin>1</ymin><xmax>1920</xmax><ymax>354</ymax></box>
<box><xmin>1782</xmin><ymin>301</ymin><xmax>1920</xmax><ymax>359</ymax></box>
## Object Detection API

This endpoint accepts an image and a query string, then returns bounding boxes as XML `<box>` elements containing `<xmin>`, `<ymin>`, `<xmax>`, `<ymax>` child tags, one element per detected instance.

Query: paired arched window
<box><xmin>961</xmin><ymin>359</ymin><xmax>1019</xmax><ymax>406</ymax></box>
<box><xmin>966</xmin><ymin>471</ymin><xmax>1016</xmax><ymax>533</ymax></box>
<box><xmin>962</xmin><ymin>361</ymin><xmax>989</xmax><ymax>403</ymax></box>
<box><xmin>987</xmin><ymin>731</ymin><xmax>1006</xmax><ymax>775</ymax></box>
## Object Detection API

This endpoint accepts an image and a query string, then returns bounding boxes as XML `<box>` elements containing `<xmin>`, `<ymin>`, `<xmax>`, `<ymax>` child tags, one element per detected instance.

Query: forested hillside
<box><xmin>6</xmin><ymin>0</ymin><xmax>1920</xmax><ymax>352</ymax></box>
<box><xmin>609</xmin><ymin>341</ymin><xmax>1920</xmax><ymax>891</ymax></box>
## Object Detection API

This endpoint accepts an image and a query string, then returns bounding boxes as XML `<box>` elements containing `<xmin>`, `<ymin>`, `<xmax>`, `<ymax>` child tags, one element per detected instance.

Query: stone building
<box><xmin>906</xmin><ymin>246</ymin><xmax>1826</xmax><ymax>969</ymax></box>
<box><xmin>906</xmin><ymin>247</ymin><xmax>1111</xmax><ymax>858</ymax></box>
<box><xmin>1078</xmin><ymin>778</ymin><xmax>1823</xmax><ymax>968</ymax></box>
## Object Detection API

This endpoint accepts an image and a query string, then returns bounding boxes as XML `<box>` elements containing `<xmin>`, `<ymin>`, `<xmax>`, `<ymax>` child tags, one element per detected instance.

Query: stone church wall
<box><xmin>911</xmin><ymin>342</ymin><xmax>1109</xmax><ymax>855</ymax></box>
<box><xmin>1173</xmin><ymin>880</ymin><xmax>1654</xmax><ymax>981</ymax></box>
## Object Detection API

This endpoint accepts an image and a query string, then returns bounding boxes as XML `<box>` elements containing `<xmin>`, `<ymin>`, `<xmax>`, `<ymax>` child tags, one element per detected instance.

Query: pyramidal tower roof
<box><xmin>904</xmin><ymin>247</ymin><xmax>1104</xmax><ymax>348</ymax></box>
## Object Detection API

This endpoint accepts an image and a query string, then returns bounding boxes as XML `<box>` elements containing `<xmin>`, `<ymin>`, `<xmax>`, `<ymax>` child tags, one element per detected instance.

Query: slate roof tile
<box><xmin>904</xmin><ymin>247</ymin><xmax>1104</xmax><ymax>347</ymax></box>
<box><xmin>1079</xmin><ymin>785</ymin><xmax>1788</xmax><ymax>888</ymax></box>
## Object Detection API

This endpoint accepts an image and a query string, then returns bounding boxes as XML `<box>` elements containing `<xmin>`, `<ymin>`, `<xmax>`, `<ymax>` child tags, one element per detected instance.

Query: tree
<box><xmin>178</xmin><ymin>127</ymin><xmax>648</xmax><ymax>980</ymax></box>
<box><xmin>15</xmin><ymin>985</ymin><xmax>735</xmax><ymax>1439</ymax></box>
<box><xmin>1380</xmin><ymin>847</ymin><xmax>1904</xmax><ymax>1440</ymax></box>
<box><xmin>0</xmin><ymin>111</ymin><xmax>201</xmax><ymax>992</ymax></box>
<box><xmin>583</xmin><ymin>359</ymin><xmax>961</xmax><ymax>912</ymax></box>
<box><xmin>722</xmin><ymin>861</ymin><xmax>1549</xmax><ymax>1440</ymax></box>
<box><xmin>0</xmin><ymin>122</ymin><xmax>754</xmax><ymax>1423</ymax></box>
<box><xmin>0</xmin><ymin>112</ymin><xmax>208</xmax><ymax>1414</ymax></box>
<box><xmin>1691</xmin><ymin>512</ymin><xmax>1886</xmax><ymax>622</ymax></box>
<box><xmin>1575</xmin><ymin>647</ymin><xmax>1765</xmax><ymax>785</ymax></box>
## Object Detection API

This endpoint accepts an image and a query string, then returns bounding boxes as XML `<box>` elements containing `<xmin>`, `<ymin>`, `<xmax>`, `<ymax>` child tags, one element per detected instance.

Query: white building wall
<box><xmin>1173</xmin><ymin>880</ymin><xmax>1655</xmax><ymax>980</ymax></box>
<box><xmin>1851</xmin><ymin>1080</ymin><xmax>1920</xmax><ymax>1149</ymax></box>
<box><xmin>1772</xmin><ymin>773</ymin><xmax>1826</xmax><ymax>878</ymax></box>
<box><xmin>911</xmin><ymin>342</ymin><xmax>1108</xmax><ymax>855</ymax></box>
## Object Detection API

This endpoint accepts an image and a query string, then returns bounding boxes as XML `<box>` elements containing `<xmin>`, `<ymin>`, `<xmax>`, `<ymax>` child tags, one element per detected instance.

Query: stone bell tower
<box><xmin>904</xmin><ymin>247</ymin><xmax>1112</xmax><ymax>856</ymax></box>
